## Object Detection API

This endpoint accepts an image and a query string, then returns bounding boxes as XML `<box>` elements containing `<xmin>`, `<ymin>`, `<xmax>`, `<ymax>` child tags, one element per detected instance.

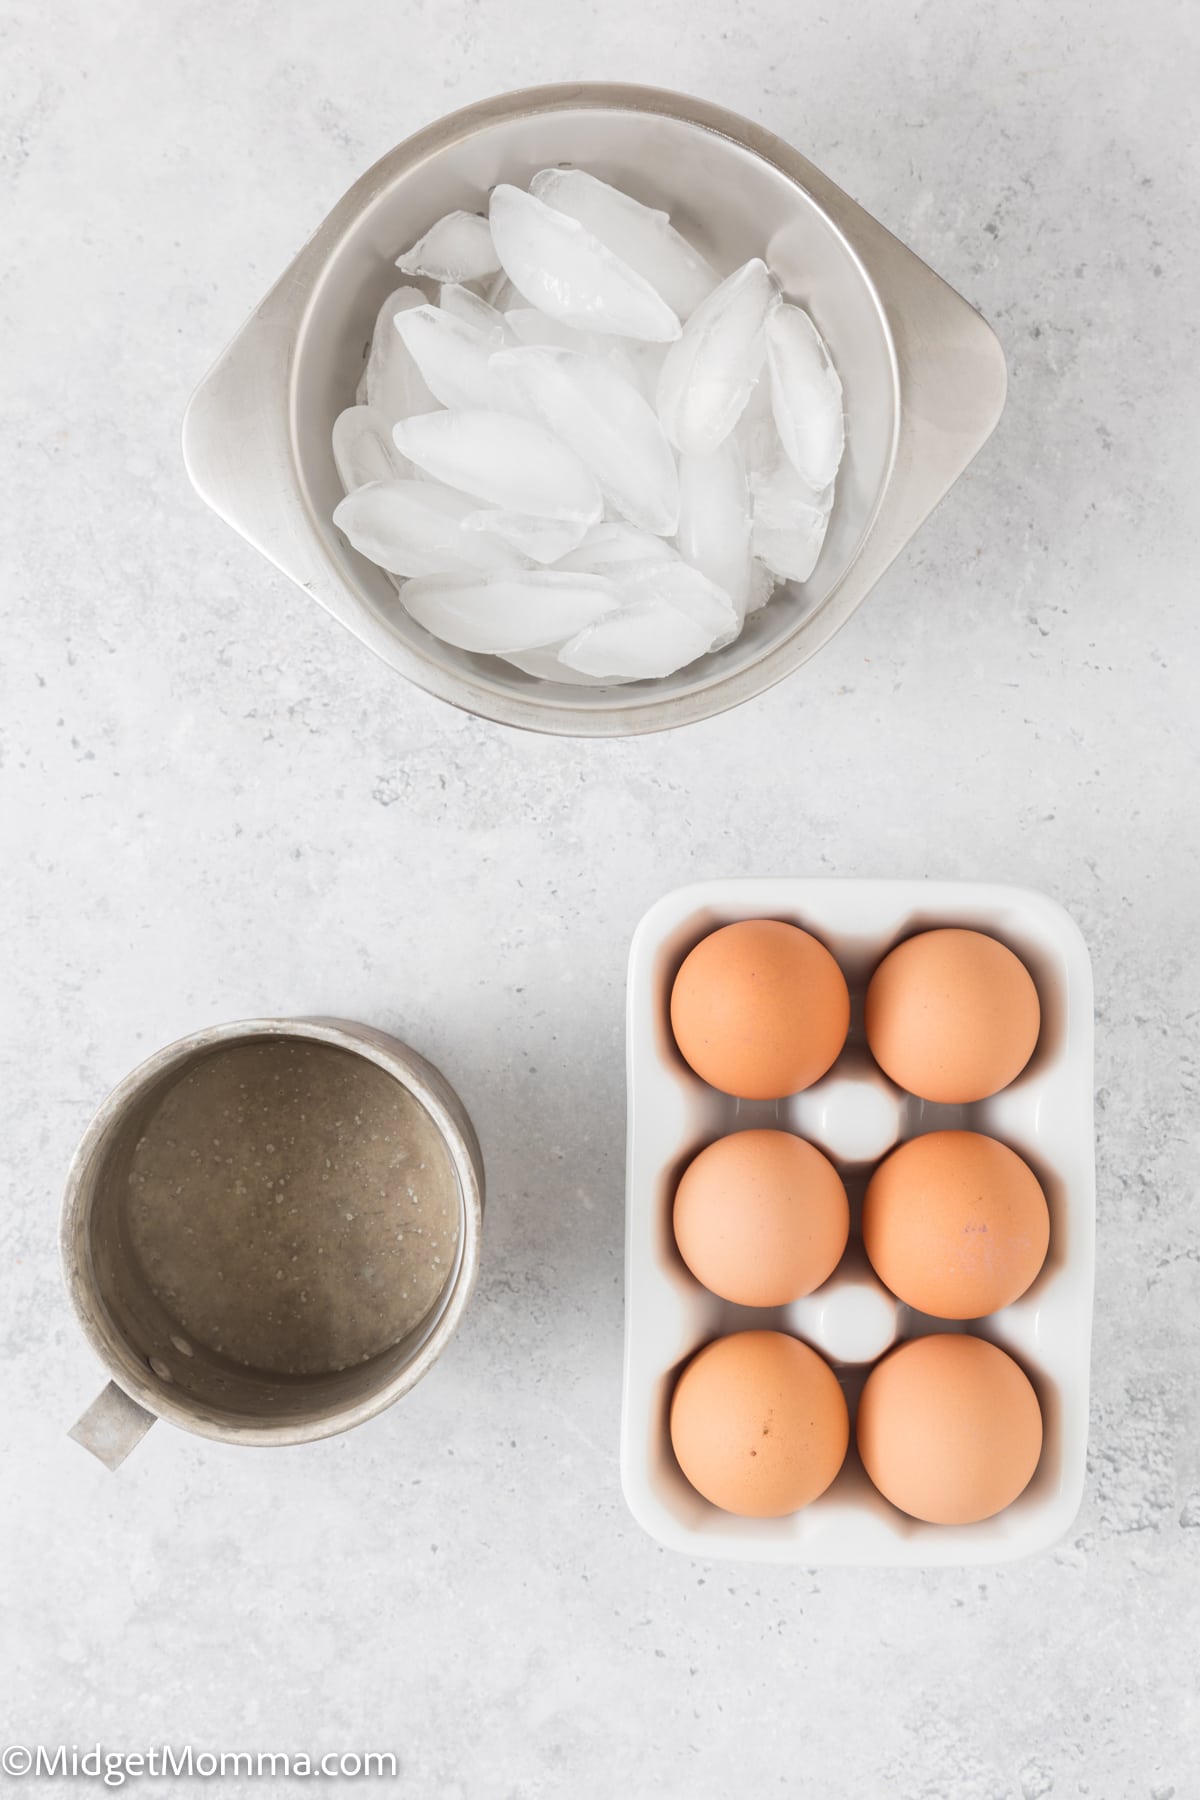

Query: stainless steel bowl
<box><xmin>184</xmin><ymin>83</ymin><xmax>1005</xmax><ymax>736</ymax></box>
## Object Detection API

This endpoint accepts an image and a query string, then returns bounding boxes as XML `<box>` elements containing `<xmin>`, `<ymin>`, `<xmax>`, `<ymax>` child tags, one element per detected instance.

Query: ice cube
<box><xmin>737</xmin><ymin>375</ymin><xmax>779</xmax><ymax>479</ymax></box>
<box><xmin>750</xmin><ymin>456</ymin><xmax>833</xmax><ymax>531</ymax></box>
<box><xmin>499</xmin><ymin>645</ymin><xmax>613</xmax><ymax>686</ymax></box>
<box><xmin>333</xmin><ymin>480</ymin><xmax>523</xmax><ymax>577</ymax></box>
<box><xmin>765</xmin><ymin>304</ymin><xmax>845</xmax><ymax>490</ymax></box>
<box><xmin>676</xmin><ymin>439</ymin><xmax>752</xmax><ymax>617</ymax></box>
<box><xmin>439</xmin><ymin>283</ymin><xmax>511</xmax><ymax>338</ymax></box>
<box><xmin>486</xmin><ymin>273</ymin><xmax>521</xmax><ymax>311</ymax></box>
<box><xmin>531</xmin><ymin>167</ymin><xmax>718</xmax><ymax>319</ymax></box>
<box><xmin>505</xmin><ymin>307</ymin><xmax>597</xmax><ymax>350</ymax></box>
<box><xmin>656</xmin><ymin>258</ymin><xmax>779</xmax><ymax>456</ymax></box>
<box><xmin>361</xmin><ymin>286</ymin><xmax>437</xmax><ymax>425</ymax></box>
<box><xmin>495</xmin><ymin>346</ymin><xmax>679</xmax><ymax>534</ymax></box>
<box><xmin>395</xmin><ymin>210</ymin><xmax>499</xmax><ymax>284</ymax></box>
<box><xmin>751</xmin><ymin>468</ymin><xmax>832</xmax><ymax>582</ymax></box>
<box><xmin>331</xmin><ymin>405</ymin><xmax>407</xmax><ymax>492</ymax></box>
<box><xmin>745</xmin><ymin>557</ymin><xmax>777</xmax><ymax>615</ymax></box>
<box><xmin>393</xmin><ymin>305</ymin><xmax>523</xmax><ymax>413</ymax></box>
<box><xmin>560</xmin><ymin>531</ymin><xmax>737</xmax><ymax>640</ymax></box>
<box><xmin>397</xmin><ymin>570</ymin><xmax>619</xmax><ymax>653</ymax></box>
<box><xmin>603</xmin><ymin>343</ymin><xmax>645</xmax><ymax>391</ymax></box>
<box><xmin>558</xmin><ymin>602</ymin><xmax>715</xmax><ymax>680</ymax></box>
<box><xmin>616</xmin><ymin>558</ymin><xmax>738</xmax><ymax>644</ymax></box>
<box><xmin>621</xmin><ymin>338</ymin><xmax>670</xmax><ymax>405</ymax></box>
<box><xmin>752</xmin><ymin>520</ymin><xmax>829</xmax><ymax>584</ymax></box>
<box><xmin>392</xmin><ymin>410</ymin><xmax>603</xmax><ymax>525</ymax></box>
<box><xmin>488</xmin><ymin>184</ymin><xmax>681</xmax><ymax>342</ymax></box>
<box><xmin>556</xmin><ymin>522</ymin><xmax>678</xmax><ymax>573</ymax></box>
<box><xmin>538</xmin><ymin>331</ymin><xmax>663</xmax><ymax>407</ymax></box>
<box><xmin>463</xmin><ymin>510</ymin><xmax>590</xmax><ymax>564</ymax></box>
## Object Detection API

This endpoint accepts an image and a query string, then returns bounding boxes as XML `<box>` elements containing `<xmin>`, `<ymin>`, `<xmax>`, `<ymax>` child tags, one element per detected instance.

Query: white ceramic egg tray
<box><xmin>622</xmin><ymin>879</ymin><xmax>1095</xmax><ymax>1566</ymax></box>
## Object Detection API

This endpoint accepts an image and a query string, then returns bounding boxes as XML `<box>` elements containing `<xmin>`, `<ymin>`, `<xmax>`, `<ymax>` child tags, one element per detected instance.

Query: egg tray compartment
<box><xmin>621</xmin><ymin>879</ymin><xmax>1095</xmax><ymax>1567</ymax></box>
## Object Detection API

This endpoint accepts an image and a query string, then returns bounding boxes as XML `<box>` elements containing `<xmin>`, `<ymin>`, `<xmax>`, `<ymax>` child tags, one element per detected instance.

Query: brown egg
<box><xmin>670</xmin><ymin>919</ymin><xmax>850</xmax><ymax>1099</ymax></box>
<box><xmin>863</xmin><ymin>1130</ymin><xmax>1049</xmax><ymax>1319</ymax></box>
<box><xmin>674</xmin><ymin>1130</ymin><xmax>849</xmax><ymax>1306</ymax></box>
<box><xmin>865</xmin><ymin>927</ymin><xmax>1040</xmax><ymax>1103</ymax></box>
<box><xmin>857</xmin><ymin>1333</ymin><xmax>1043</xmax><ymax>1524</ymax></box>
<box><xmin>670</xmin><ymin>1331</ymin><xmax>849</xmax><ymax>1516</ymax></box>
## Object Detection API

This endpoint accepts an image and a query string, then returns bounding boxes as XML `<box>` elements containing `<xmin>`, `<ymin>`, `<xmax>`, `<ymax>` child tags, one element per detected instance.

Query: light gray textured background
<box><xmin>3</xmin><ymin>1</ymin><xmax>1198</xmax><ymax>1795</ymax></box>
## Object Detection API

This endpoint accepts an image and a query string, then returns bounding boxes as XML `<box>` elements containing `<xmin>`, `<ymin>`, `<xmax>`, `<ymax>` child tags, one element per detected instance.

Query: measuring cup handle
<box><xmin>69</xmin><ymin>1381</ymin><xmax>156</xmax><ymax>1470</ymax></box>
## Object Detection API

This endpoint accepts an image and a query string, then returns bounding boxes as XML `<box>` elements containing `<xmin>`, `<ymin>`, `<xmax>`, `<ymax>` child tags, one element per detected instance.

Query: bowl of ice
<box><xmin>184</xmin><ymin>84</ymin><xmax>1006</xmax><ymax>736</ymax></box>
